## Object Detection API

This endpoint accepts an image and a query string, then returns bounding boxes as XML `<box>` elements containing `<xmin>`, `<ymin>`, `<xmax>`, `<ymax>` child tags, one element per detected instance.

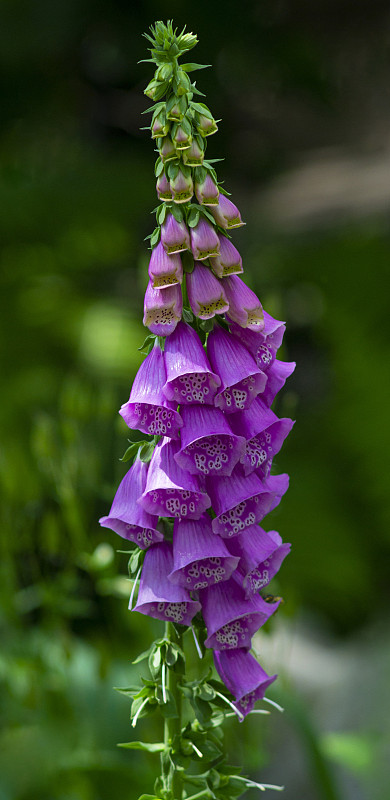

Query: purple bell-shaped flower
<box><xmin>195</xmin><ymin>174</ymin><xmax>219</xmax><ymax>206</ymax></box>
<box><xmin>186</xmin><ymin>262</ymin><xmax>229</xmax><ymax>320</ymax></box>
<box><xmin>143</xmin><ymin>280</ymin><xmax>182</xmax><ymax>336</ymax></box>
<box><xmin>200</xmin><ymin>575</ymin><xmax>280</xmax><ymax>650</ymax></box>
<box><xmin>259</xmin><ymin>359</ymin><xmax>296</xmax><ymax>407</ymax></box>
<box><xmin>133</xmin><ymin>541</ymin><xmax>201</xmax><ymax>625</ymax></box>
<box><xmin>156</xmin><ymin>172</ymin><xmax>173</xmax><ymax>202</ymax></box>
<box><xmin>222</xmin><ymin>275</ymin><xmax>264</xmax><ymax>331</ymax></box>
<box><xmin>209</xmin><ymin>235</ymin><xmax>243</xmax><ymax>279</ymax></box>
<box><xmin>161</xmin><ymin>213</ymin><xmax>191</xmax><ymax>255</ymax></box>
<box><xmin>207</xmin><ymin>470</ymin><xmax>289</xmax><ymax>538</ymax></box>
<box><xmin>213</xmin><ymin>649</ymin><xmax>277</xmax><ymax>717</ymax></box>
<box><xmin>148</xmin><ymin>241</ymin><xmax>183</xmax><ymax>289</ymax></box>
<box><xmin>229</xmin><ymin>397</ymin><xmax>294</xmax><ymax>476</ymax></box>
<box><xmin>174</xmin><ymin>405</ymin><xmax>246</xmax><ymax>477</ymax></box>
<box><xmin>139</xmin><ymin>438</ymin><xmax>211</xmax><ymax>519</ymax></box>
<box><xmin>99</xmin><ymin>457</ymin><xmax>163</xmax><ymax>549</ymax></box>
<box><xmin>209</xmin><ymin>194</ymin><xmax>245</xmax><ymax>229</ymax></box>
<box><xmin>227</xmin><ymin>526</ymin><xmax>291</xmax><ymax>597</ymax></box>
<box><xmin>163</xmin><ymin>321</ymin><xmax>221</xmax><ymax>405</ymax></box>
<box><xmin>119</xmin><ymin>341</ymin><xmax>183</xmax><ymax>439</ymax></box>
<box><xmin>170</xmin><ymin>167</ymin><xmax>194</xmax><ymax>204</ymax></box>
<box><xmin>168</xmin><ymin>516</ymin><xmax>239</xmax><ymax>590</ymax></box>
<box><xmin>207</xmin><ymin>325</ymin><xmax>267</xmax><ymax>414</ymax></box>
<box><xmin>228</xmin><ymin>310</ymin><xmax>286</xmax><ymax>372</ymax></box>
<box><xmin>190</xmin><ymin>218</ymin><xmax>220</xmax><ymax>261</ymax></box>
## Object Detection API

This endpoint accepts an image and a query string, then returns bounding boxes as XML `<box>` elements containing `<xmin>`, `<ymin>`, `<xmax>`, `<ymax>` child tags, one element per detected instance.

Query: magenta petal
<box><xmin>209</xmin><ymin>195</ymin><xmax>246</xmax><ymax>229</ymax></box>
<box><xmin>148</xmin><ymin>241</ymin><xmax>183</xmax><ymax>289</ymax></box>
<box><xmin>213</xmin><ymin>649</ymin><xmax>277</xmax><ymax>717</ymax></box>
<box><xmin>99</xmin><ymin>457</ymin><xmax>163</xmax><ymax>548</ymax></box>
<box><xmin>190</xmin><ymin>218</ymin><xmax>220</xmax><ymax>260</ymax></box>
<box><xmin>259</xmin><ymin>359</ymin><xmax>296</xmax><ymax>406</ymax></box>
<box><xmin>133</xmin><ymin>541</ymin><xmax>201</xmax><ymax>625</ymax></box>
<box><xmin>187</xmin><ymin>262</ymin><xmax>229</xmax><ymax>320</ymax></box>
<box><xmin>207</xmin><ymin>325</ymin><xmax>267</xmax><ymax>413</ymax></box>
<box><xmin>143</xmin><ymin>280</ymin><xmax>183</xmax><ymax>336</ymax></box>
<box><xmin>163</xmin><ymin>321</ymin><xmax>221</xmax><ymax>405</ymax></box>
<box><xmin>200</xmin><ymin>576</ymin><xmax>280</xmax><ymax>649</ymax></box>
<box><xmin>139</xmin><ymin>438</ymin><xmax>211</xmax><ymax>519</ymax></box>
<box><xmin>209</xmin><ymin>236</ymin><xmax>243</xmax><ymax>279</ymax></box>
<box><xmin>175</xmin><ymin>405</ymin><xmax>246</xmax><ymax>477</ymax></box>
<box><xmin>169</xmin><ymin>516</ymin><xmax>239</xmax><ymax>590</ymax></box>
<box><xmin>222</xmin><ymin>275</ymin><xmax>264</xmax><ymax>331</ymax></box>
<box><xmin>208</xmin><ymin>469</ymin><xmax>288</xmax><ymax>538</ymax></box>
<box><xmin>119</xmin><ymin>342</ymin><xmax>183</xmax><ymax>439</ymax></box>
<box><xmin>227</xmin><ymin>526</ymin><xmax>291</xmax><ymax>597</ymax></box>
<box><xmin>161</xmin><ymin>213</ymin><xmax>191</xmax><ymax>255</ymax></box>
<box><xmin>229</xmin><ymin>398</ymin><xmax>294</xmax><ymax>475</ymax></box>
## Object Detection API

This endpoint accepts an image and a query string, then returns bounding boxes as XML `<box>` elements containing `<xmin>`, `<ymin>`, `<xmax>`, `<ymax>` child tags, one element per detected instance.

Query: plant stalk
<box><xmin>162</xmin><ymin>621</ymin><xmax>183</xmax><ymax>800</ymax></box>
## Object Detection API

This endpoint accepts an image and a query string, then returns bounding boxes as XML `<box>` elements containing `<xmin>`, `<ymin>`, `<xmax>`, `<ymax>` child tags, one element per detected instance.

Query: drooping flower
<box><xmin>171</xmin><ymin>120</ymin><xmax>192</xmax><ymax>150</ymax></box>
<box><xmin>207</xmin><ymin>470</ymin><xmax>289</xmax><ymax>538</ymax></box>
<box><xmin>195</xmin><ymin>174</ymin><xmax>219</xmax><ymax>206</ymax></box>
<box><xmin>133</xmin><ymin>541</ymin><xmax>201</xmax><ymax>625</ymax></box>
<box><xmin>229</xmin><ymin>397</ymin><xmax>294</xmax><ymax>476</ymax></box>
<box><xmin>228</xmin><ymin>313</ymin><xmax>284</xmax><ymax>373</ymax></box>
<box><xmin>195</xmin><ymin>112</ymin><xmax>218</xmax><ymax>137</ymax></box>
<box><xmin>163</xmin><ymin>320</ymin><xmax>221</xmax><ymax>405</ymax></box>
<box><xmin>139</xmin><ymin>438</ymin><xmax>211</xmax><ymax>519</ymax></box>
<box><xmin>186</xmin><ymin>262</ymin><xmax>229</xmax><ymax>320</ymax></box>
<box><xmin>207</xmin><ymin>324</ymin><xmax>267</xmax><ymax>413</ymax></box>
<box><xmin>209</xmin><ymin>194</ymin><xmax>245</xmax><ymax>229</ymax></box>
<box><xmin>143</xmin><ymin>280</ymin><xmax>182</xmax><ymax>336</ymax></box>
<box><xmin>168</xmin><ymin>516</ymin><xmax>239</xmax><ymax>590</ymax></box>
<box><xmin>259</xmin><ymin>359</ymin><xmax>296</xmax><ymax>407</ymax></box>
<box><xmin>119</xmin><ymin>341</ymin><xmax>183</xmax><ymax>439</ymax></box>
<box><xmin>170</xmin><ymin>167</ymin><xmax>194</xmax><ymax>203</ymax></box>
<box><xmin>200</xmin><ymin>576</ymin><xmax>280</xmax><ymax>650</ymax></box>
<box><xmin>156</xmin><ymin>172</ymin><xmax>173</xmax><ymax>202</ymax></box>
<box><xmin>213</xmin><ymin>649</ymin><xmax>277</xmax><ymax>718</ymax></box>
<box><xmin>99</xmin><ymin>456</ymin><xmax>163</xmax><ymax>548</ymax></box>
<box><xmin>190</xmin><ymin>218</ymin><xmax>220</xmax><ymax>261</ymax></box>
<box><xmin>222</xmin><ymin>275</ymin><xmax>264</xmax><ymax>331</ymax></box>
<box><xmin>151</xmin><ymin>109</ymin><xmax>168</xmax><ymax>139</ymax></box>
<box><xmin>148</xmin><ymin>241</ymin><xmax>183</xmax><ymax>289</ymax></box>
<box><xmin>209</xmin><ymin>235</ymin><xmax>243</xmax><ymax>278</ymax></box>
<box><xmin>159</xmin><ymin>136</ymin><xmax>177</xmax><ymax>163</ymax></box>
<box><xmin>227</xmin><ymin>526</ymin><xmax>291</xmax><ymax>597</ymax></box>
<box><xmin>161</xmin><ymin>213</ymin><xmax>191</xmax><ymax>255</ymax></box>
<box><xmin>174</xmin><ymin>405</ymin><xmax>246</xmax><ymax>477</ymax></box>
<box><xmin>182</xmin><ymin>138</ymin><xmax>204</xmax><ymax>166</ymax></box>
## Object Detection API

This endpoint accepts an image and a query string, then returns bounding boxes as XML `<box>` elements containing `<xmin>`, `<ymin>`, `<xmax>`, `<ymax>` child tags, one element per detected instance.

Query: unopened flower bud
<box><xmin>176</xmin><ymin>69</ymin><xmax>191</xmax><ymax>96</ymax></box>
<box><xmin>167</xmin><ymin>101</ymin><xmax>184</xmax><ymax>122</ymax></box>
<box><xmin>209</xmin><ymin>194</ymin><xmax>245</xmax><ymax>229</ymax></box>
<box><xmin>161</xmin><ymin>213</ymin><xmax>191</xmax><ymax>255</ymax></box>
<box><xmin>209</xmin><ymin>235</ymin><xmax>243</xmax><ymax>278</ymax></box>
<box><xmin>186</xmin><ymin>262</ymin><xmax>229</xmax><ymax>320</ymax></box>
<box><xmin>195</xmin><ymin>173</ymin><xmax>219</xmax><ymax>206</ymax></box>
<box><xmin>172</xmin><ymin>121</ymin><xmax>192</xmax><ymax>151</ymax></box>
<box><xmin>170</xmin><ymin>167</ymin><xmax>194</xmax><ymax>204</ymax></box>
<box><xmin>144</xmin><ymin>79</ymin><xmax>165</xmax><ymax>101</ymax></box>
<box><xmin>190</xmin><ymin>218</ymin><xmax>220</xmax><ymax>260</ymax></box>
<box><xmin>182</xmin><ymin>139</ymin><xmax>204</xmax><ymax>167</ymax></box>
<box><xmin>156</xmin><ymin>172</ymin><xmax>173</xmax><ymax>202</ymax></box>
<box><xmin>196</xmin><ymin>112</ymin><xmax>218</xmax><ymax>137</ymax></box>
<box><xmin>222</xmin><ymin>275</ymin><xmax>264</xmax><ymax>331</ymax></box>
<box><xmin>159</xmin><ymin>137</ymin><xmax>177</xmax><ymax>164</ymax></box>
<box><xmin>151</xmin><ymin>109</ymin><xmax>168</xmax><ymax>139</ymax></box>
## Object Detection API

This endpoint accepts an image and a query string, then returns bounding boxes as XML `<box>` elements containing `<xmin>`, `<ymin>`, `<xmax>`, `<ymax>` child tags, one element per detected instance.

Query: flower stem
<box><xmin>162</xmin><ymin>621</ymin><xmax>183</xmax><ymax>799</ymax></box>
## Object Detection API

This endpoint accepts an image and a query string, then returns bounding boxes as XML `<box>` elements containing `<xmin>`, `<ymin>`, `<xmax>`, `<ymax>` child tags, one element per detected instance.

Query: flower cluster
<box><xmin>100</xmin><ymin>21</ymin><xmax>295</xmax><ymax>721</ymax></box>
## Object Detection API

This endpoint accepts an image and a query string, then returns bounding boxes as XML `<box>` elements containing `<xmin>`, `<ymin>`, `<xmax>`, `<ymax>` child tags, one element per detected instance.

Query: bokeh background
<box><xmin>1</xmin><ymin>1</ymin><xmax>390</xmax><ymax>798</ymax></box>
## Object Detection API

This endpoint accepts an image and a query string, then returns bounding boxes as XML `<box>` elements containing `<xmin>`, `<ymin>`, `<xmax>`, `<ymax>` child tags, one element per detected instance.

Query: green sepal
<box><xmin>133</xmin><ymin>646</ymin><xmax>153</xmax><ymax>665</ymax></box>
<box><xmin>128</xmin><ymin>547</ymin><xmax>145</xmax><ymax>576</ymax></box>
<box><xmin>181</xmin><ymin>63</ymin><xmax>211</xmax><ymax>72</ymax></box>
<box><xmin>137</xmin><ymin>795</ymin><xmax>163</xmax><ymax>800</ymax></box>
<box><xmin>118</xmin><ymin>741</ymin><xmax>167</xmax><ymax>752</ymax></box>
<box><xmin>113</xmin><ymin>684</ymin><xmax>141</xmax><ymax>698</ymax></box>
<box><xmin>138</xmin><ymin>332</ymin><xmax>158</xmax><ymax>353</ymax></box>
<box><xmin>120</xmin><ymin>442</ymin><xmax>142</xmax><ymax>463</ymax></box>
<box><xmin>182</xmin><ymin>252</ymin><xmax>194</xmax><ymax>276</ymax></box>
<box><xmin>148</xmin><ymin>644</ymin><xmax>162</xmax><ymax>677</ymax></box>
<box><xmin>187</xmin><ymin>206</ymin><xmax>200</xmax><ymax>228</ymax></box>
<box><xmin>190</xmin><ymin>84</ymin><xmax>206</xmax><ymax>97</ymax></box>
<box><xmin>191</xmin><ymin>102</ymin><xmax>213</xmax><ymax>119</ymax></box>
<box><xmin>155</xmin><ymin>158</ymin><xmax>164</xmax><ymax>177</ymax></box>
<box><xmin>139</xmin><ymin>440</ymin><xmax>157</xmax><ymax>463</ymax></box>
<box><xmin>156</xmin><ymin>204</ymin><xmax>168</xmax><ymax>225</ymax></box>
<box><xmin>182</xmin><ymin>307</ymin><xmax>194</xmax><ymax>324</ymax></box>
<box><xmin>155</xmin><ymin>686</ymin><xmax>178</xmax><ymax>719</ymax></box>
<box><xmin>150</xmin><ymin>226</ymin><xmax>161</xmax><ymax>249</ymax></box>
<box><xmin>170</xmin><ymin>203</ymin><xmax>184</xmax><ymax>223</ymax></box>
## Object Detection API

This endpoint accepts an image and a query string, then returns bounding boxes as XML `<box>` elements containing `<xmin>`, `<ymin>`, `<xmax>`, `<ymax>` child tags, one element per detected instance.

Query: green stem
<box><xmin>162</xmin><ymin>621</ymin><xmax>183</xmax><ymax>800</ymax></box>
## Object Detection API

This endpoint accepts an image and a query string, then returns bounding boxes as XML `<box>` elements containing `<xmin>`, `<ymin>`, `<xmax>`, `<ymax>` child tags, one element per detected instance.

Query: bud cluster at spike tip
<box><xmin>100</xmin><ymin>21</ymin><xmax>296</xmax><ymax>718</ymax></box>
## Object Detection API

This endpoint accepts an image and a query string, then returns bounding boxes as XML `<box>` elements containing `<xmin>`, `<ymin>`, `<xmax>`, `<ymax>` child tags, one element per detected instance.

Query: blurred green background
<box><xmin>1</xmin><ymin>1</ymin><xmax>390</xmax><ymax>798</ymax></box>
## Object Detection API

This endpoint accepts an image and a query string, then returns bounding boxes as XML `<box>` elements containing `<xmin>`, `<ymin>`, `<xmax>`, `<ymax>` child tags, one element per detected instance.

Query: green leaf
<box><xmin>118</xmin><ymin>741</ymin><xmax>167</xmax><ymax>753</ymax></box>
<box><xmin>128</xmin><ymin>548</ymin><xmax>145</xmax><ymax>575</ymax></box>
<box><xmin>150</xmin><ymin>227</ymin><xmax>161</xmax><ymax>249</ymax></box>
<box><xmin>139</xmin><ymin>441</ymin><xmax>156</xmax><ymax>463</ymax></box>
<box><xmin>187</xmin><ymin>210</ymin><xmax>200</xmax><ymax>228</ymax></box>
<box><xmin>155</xmin><ymin>159</ymin><xmax>164</xmax><ymax>177</ymax></box>
<box><xmin>120</xmin><ymin>442</ymin><xmax>141</xmax><ymax>463</ymax></box>
<box><xmin>182</xmin><ymin>252</ymin><xmax>194</xmax><ymax>275</ymax></box>
<box><xmin>133</xmin><ymin>647</ymin><xmax>152</xmax><ymax>665</ymax></box>
<box><xmin>191</xmin><ymin>102</ymin><xmax>213</xmax><ymax>119</ymax></box>
<box><xmin>149</xmin><ymin>645</ymin><xmax>161</xmax><ymax>678</ymax></box>
<box><xmin>171</xmin><ymin>203</ymin><xmax>184</xmax><ymax>223</ymax></box>
<box><xmin>181</xmin><ymin>63</ymin><xmax>211</xmax><ymax>72</ymax></box>
<box><xmin>156</xmin><ymin>205</ymin><xmax>167</xmax><ymax>225</ymax></box>
<box><xmin>138</xmin><ymin>333</ymin><xmax>157</xmax><ymax>353</ymax></box>
<box><xmin>138</xmin><ymin>795</ymin><xmax>163</xmax><ymax>800</ymax></box>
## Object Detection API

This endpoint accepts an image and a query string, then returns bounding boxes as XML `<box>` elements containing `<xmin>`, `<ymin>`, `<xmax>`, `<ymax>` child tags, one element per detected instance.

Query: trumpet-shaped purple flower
<box><xmin>222</xmin><ymin>275</ymin><xmax>264</xmax><ymax>331</ymax></box>
<box><xmin>99</xmin><ymin>457</ymin><xmax>163</xmax><ymax>548</ymax></box>
<box><xmin>186</xmin><ymin>262</ymin><xmax>229</xmax><ymax>320</ymax></box>
<box><xmin>156</xmin><ymin>172</ymin><xmax>173</xmax><ymax>202</ymax></box>
<box><xmin>163</xmin><ymin>321</ymin><xmax>221</xmax><ymax>405</ymax></box>
<box><xmin>190</xmin><ymin>218</ymin><xmax>220</xmax><ymax>261</ymax></box>
<box><xmin>170</xmin><ymin>168</ymin><xmax>194</xmax><ymax>203</ymax></box>
<box><xmin>148</xmin><ymin>241</ymin><xmax>183</xmax><ymax>289</ymax></box>
<box><xmin>161</xmin><ymin>213</ymin><xmax>190</xmax><ymax>255</ymax></box>
<box><xmin>195</xmin><ymin>174</ymin><xmax>219</xmax><ymax>206</ymax></box>
<box><xmin>259</xmin><ymin>359</ymin><xmax>296</xmax><ymax>407</ymax></box>
<box><xmin>227</xmin><ymin>526</ymin><xmax>291</xmax><ymax>597</ymax></box>
<box><xmin>133</xmin><ymin>541</ymin><xmax>201</xmax><ymax>625</ymax></box>
<box><xmin>213</xmin><ymin>649</ymin><xmax>277</xmax><ymax>717</ymax></box>
<box><xmin>119</xmin><ymin>342</ymin><xmax>183</xmax><ymax>439</ymax></box>
<box><xmin>200</xmin><ymin>576</ymin><xmax>280</xmax><ymax>650</ymax></box>
<box><xmin>209</xmin><ymin>195</ymin><xmax>245</xmax><ymax>229</ymax></box>
<box><xmin>139</xmin><ymin>438</ymin><xmax>211</xmax><ymax>519</ymax></box>
<box><xmin>143</xmin><ymin>280</ymin><xmax>182</xmax><ymax>336</ymax></box>
<box><xmin>229</xmin><ymin>398</ymin><xmax>294</xmax><ymax>476</ymax></box>
<box><xmin>207</xmin><ymin>325</ymin><xmax>267</xmax><ymax>413</ymax></box>
<box><xmin>209</xmin><ymin>236</ymin><xmax>243</xmax><ymax>279</ymax></box>
<box><xmin>168</xmin><ymin>516</ymin><xmax>239</xmax><ymax>590</ymax></box>
<box><xmin>208</xmin><ymin>470</ymin><xmax>289</xmax><ymax>538</ymax></box>
<box><xmin>174</xmin><ymin>405</ymin><xmax>246</xmax><ymax>477</ymax></box>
